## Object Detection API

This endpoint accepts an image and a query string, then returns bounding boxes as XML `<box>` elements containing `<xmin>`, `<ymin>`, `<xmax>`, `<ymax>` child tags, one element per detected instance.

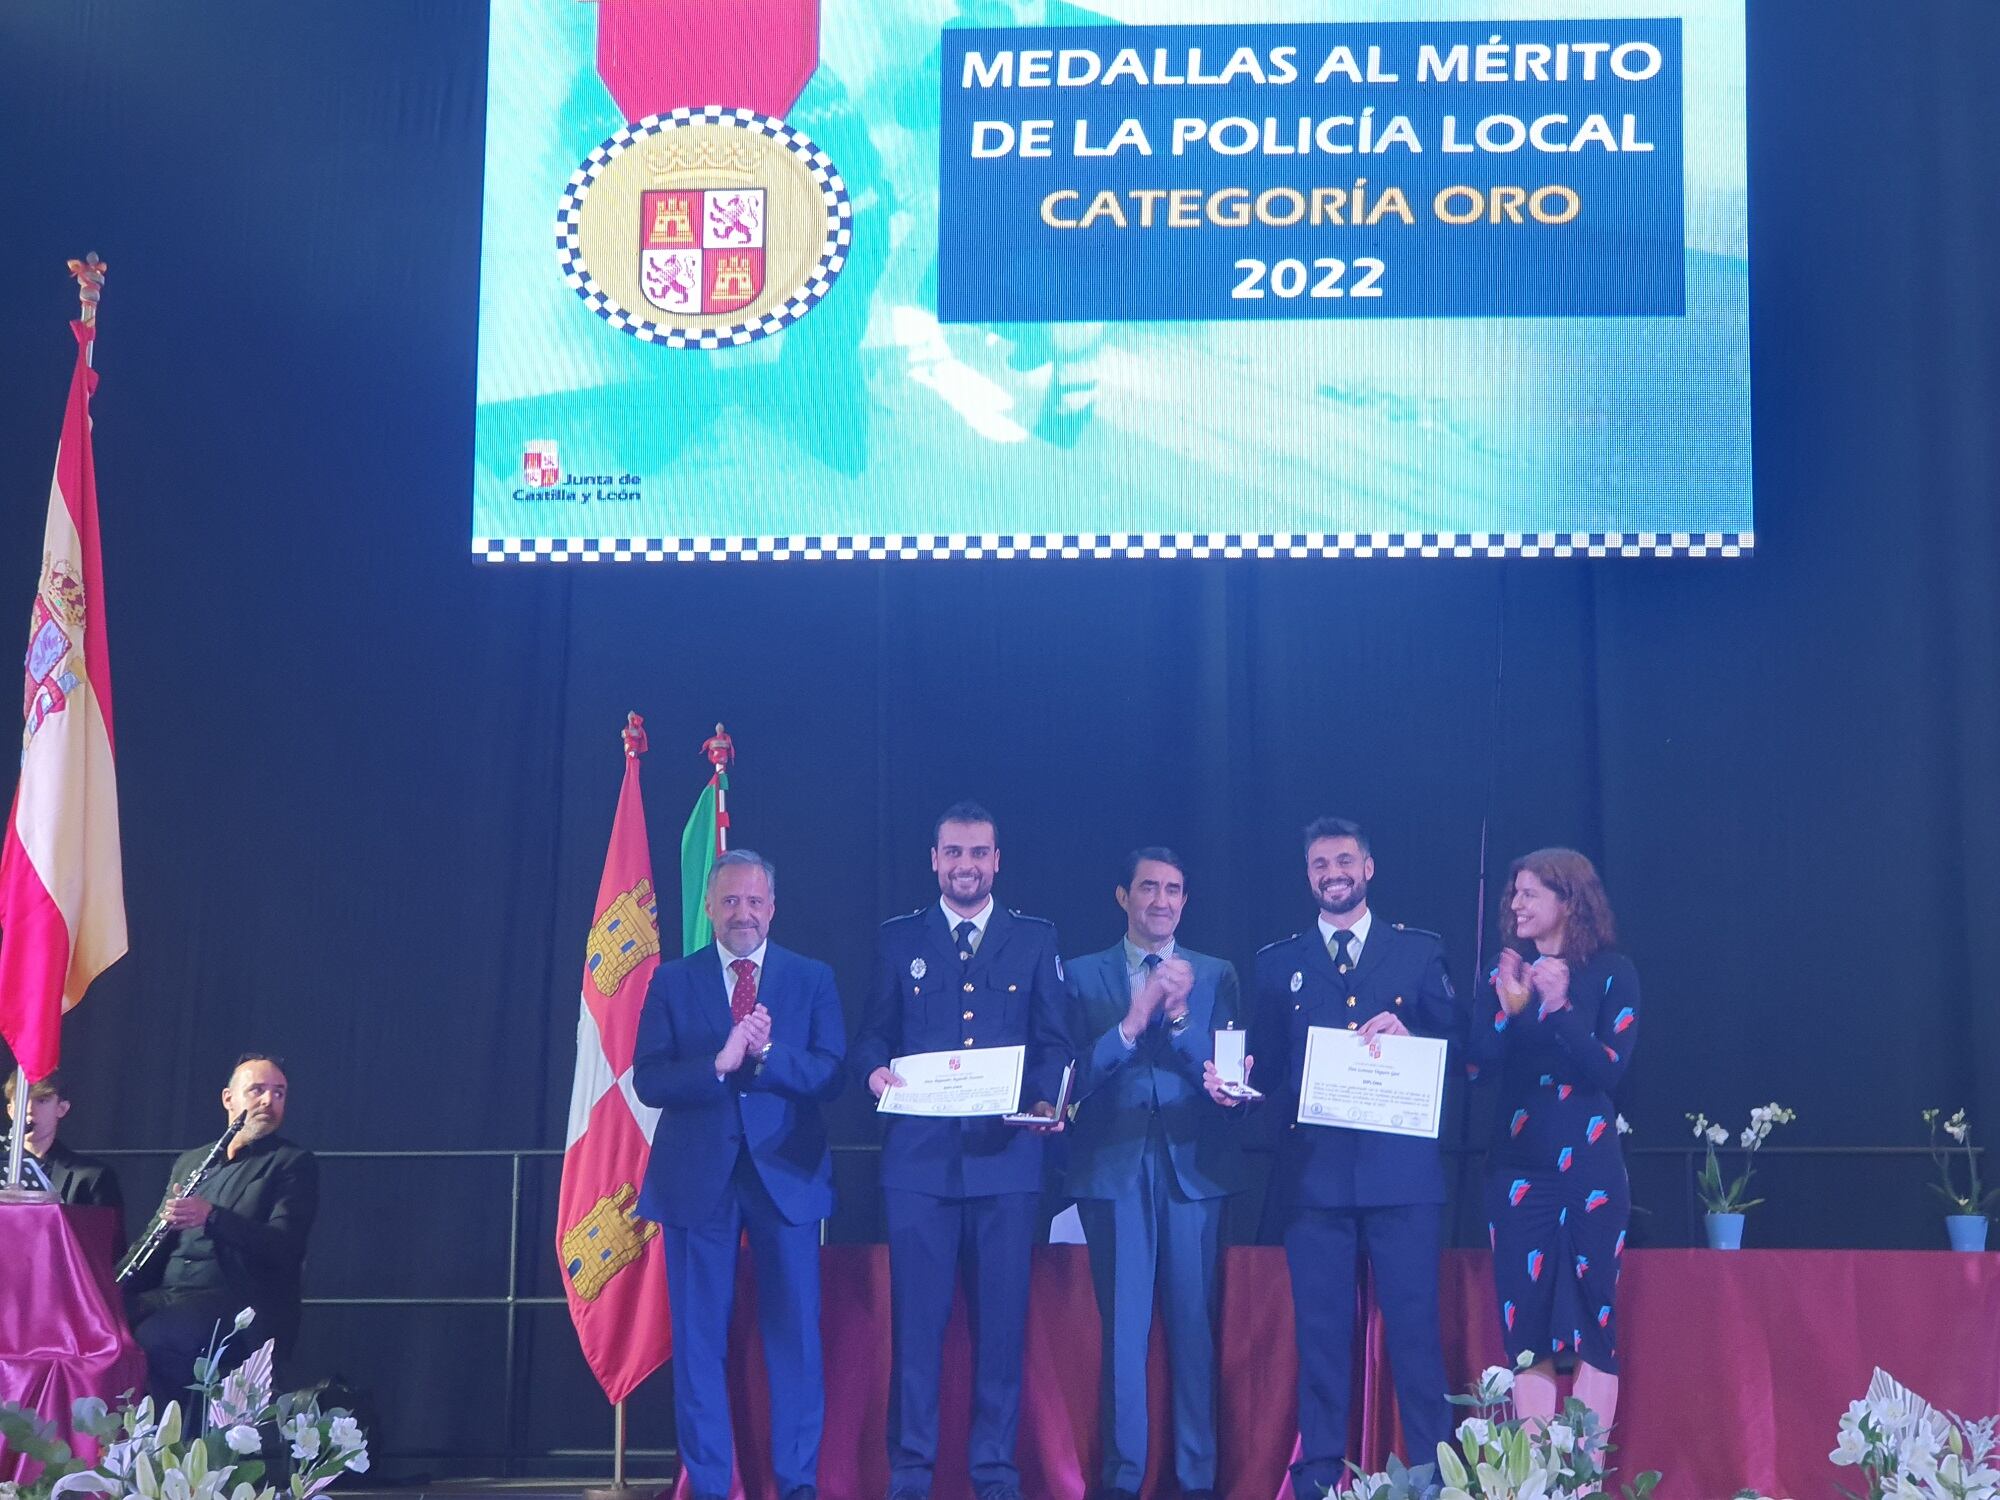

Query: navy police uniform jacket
<box><xmin>632</xmin><ymin>942</ymin><xmax>847</xmax><ymax>1228</ymax></box>
<box><xmin>851</xmin><ymin>904</ymin><xmax>1070</xmax><ymax>1198</ymax></box>
<box><xmin>1250</xmin><ymin>920</ymin><xmax>1462</xmax><ymax>1209</ymax></box>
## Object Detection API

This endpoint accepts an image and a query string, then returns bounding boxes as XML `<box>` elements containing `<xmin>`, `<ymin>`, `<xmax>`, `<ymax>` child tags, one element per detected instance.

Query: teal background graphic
<box><xmin>473</xmin><ymin>0</ymin><xmax>1750</xmax><ymax>546</ymax></box>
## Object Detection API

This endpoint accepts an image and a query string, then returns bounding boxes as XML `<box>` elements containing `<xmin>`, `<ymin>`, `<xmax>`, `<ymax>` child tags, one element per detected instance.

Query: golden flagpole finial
<box><xmin>66</xmin><ymin>253</ymin><xmax>107</xmax><ymax>326</ymax></box>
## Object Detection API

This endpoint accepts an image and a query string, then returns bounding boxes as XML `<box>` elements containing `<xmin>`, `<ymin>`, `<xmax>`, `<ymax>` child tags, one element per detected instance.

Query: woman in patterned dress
<box><xmin>1468</xmin><ymin>848</ymin><xmax>1639</xmax><ymax>1436</ymax></box>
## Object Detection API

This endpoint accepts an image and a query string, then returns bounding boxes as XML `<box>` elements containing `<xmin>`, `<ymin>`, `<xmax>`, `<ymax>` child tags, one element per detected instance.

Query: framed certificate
<box><xmin>1297</xmin><ymin>1027</ymin><xmax>1447</xmax><ymax>1138</ymax></box>
<box><xmin>876</xmin><ymin>1044</ymin><xmax>1025</xmax><ymax>1117</ymax></box>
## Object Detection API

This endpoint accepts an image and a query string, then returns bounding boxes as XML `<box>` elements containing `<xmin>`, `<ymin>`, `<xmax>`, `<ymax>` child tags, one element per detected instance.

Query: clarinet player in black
<box><xmin>124</xmin><ymin>1054</ymin><xmax>318</xmax><ymax>1400</ymax></box>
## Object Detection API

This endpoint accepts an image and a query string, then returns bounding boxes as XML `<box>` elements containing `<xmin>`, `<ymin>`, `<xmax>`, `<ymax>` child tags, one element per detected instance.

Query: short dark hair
<box><xmin>933</xmin><ymin>800</ymin><xmax>998</xmax><ymax>847</ymax></box>
<box><xmin>1303</xmin><ymin>816</ymin><xmax>1370</xmax><ymax>856</ymax></box>
<box><xmin>3</xmin><ymin>1068</ymin><xmax>63</xmax><ymax>1103</ymax></box>
<box><xmin>229</xmin><ymin>1052</ymin><xmax>287</xmax><ymax>1084</ymax></box>
<box><xmin>1120</xmin><ymin>846</ymin><xmax>1186</xmax><ymax>890</ymax></box>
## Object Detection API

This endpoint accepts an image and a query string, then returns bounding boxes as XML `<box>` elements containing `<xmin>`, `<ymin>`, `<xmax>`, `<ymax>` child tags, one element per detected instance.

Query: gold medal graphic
<box><xmin>557</xmin><ymin>106</ymin><xmax>850</xmax><ymax>348</ymax></box>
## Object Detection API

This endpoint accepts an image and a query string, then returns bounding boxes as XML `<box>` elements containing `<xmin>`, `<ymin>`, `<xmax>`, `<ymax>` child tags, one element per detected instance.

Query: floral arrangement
<box><xmin>1686</xmin><ymin>1102</ymin><xmax>1796</xmax><ymax>1214</ymax></box>
<box><xmin>1735</xmin><ymin>1368</ymin><xmax>2000</xmax><ymax>1500</ymax></box>
<box><xmin>0</xmin><ymin>1310</ymin><xmax>367</xmax><ymax>1500</ymax></box>
<box><xmin>1346</xmin><ymin>1360</ymin><xmax>1660</xmax><ymax>1500</ymax></box>
<box><xmin>1922</xmin><ymin>1109</ymin><xmax>1998</xmax><ymax>1218</ymax></box>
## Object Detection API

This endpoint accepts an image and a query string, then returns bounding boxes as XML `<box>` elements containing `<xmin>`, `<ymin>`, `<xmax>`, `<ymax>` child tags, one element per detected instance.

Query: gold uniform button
<box><xmin>1394</xmin><ymin>995</ymin><xmax>1404</xmax><ymax>1007</ymax></box>
<box><xmin>1346</xmin><ymin>996</ymin><xmax>1358</xmax><ymax>1008</ymax></box>
<box><xmin>1347</xmin><ymin>1021</ymin><xmax>1359</xmax><ymax>1031</ymax></box>
<box><xmin>964</xmin><ymin>982</ymin><xmax>975</xmax><ymax>993</ymax></box>
<box><xmin>1007</xmin><ymin>983</ymin><xmax>1018</xmax><ymax>992</ymax></box>
<box><xmin>964</xmin><ymin>1036</ymin><xmax>976</xmax><ymax>1046</ymax></box>
<box><xmin>1293</xmin><ymin>1002</ymin><xmax>1302</xmax><ymax>1011</ymax></box>
<box><xmin>962</xmin><ymin>1009</ymin><xmax>974</xmax><ymax>1021</ymax></box>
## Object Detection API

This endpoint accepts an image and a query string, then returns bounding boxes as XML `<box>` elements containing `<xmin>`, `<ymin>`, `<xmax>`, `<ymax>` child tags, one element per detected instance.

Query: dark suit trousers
<box><xmin>883</xmin><ymin>1186</ymin><xmax>1038</xmax><ymax>1495</ymax></box>
<box><xmin>1076</xmin><ymin>1121</ymin><xmax>1224</xmax><ymax>1492</ymax></box>
<box><xmin>661</xmin><ymin>1150</ymin><xmax>824</xmax><ymax>1498</ymax></box>
<box><xmin>1284</xmin><ymin>1202</ymin><xmax>1451</xmax><ymax>1492</ymax></box>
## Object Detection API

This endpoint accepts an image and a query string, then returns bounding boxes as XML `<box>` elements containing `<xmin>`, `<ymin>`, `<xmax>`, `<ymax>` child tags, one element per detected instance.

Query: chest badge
<box><xmin>1290</xmin><ymin>970</ymin><xmax>1304</xmax><ymax>993</ymax></box>
<box><xmin>909</xmin><ymin>957</ymin><xmax>927</xmax><ymax>980</ymax></box>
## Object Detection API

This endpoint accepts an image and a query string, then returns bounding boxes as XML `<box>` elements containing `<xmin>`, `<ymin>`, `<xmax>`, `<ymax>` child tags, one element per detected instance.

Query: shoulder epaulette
<box><xmin>1006</xmin><ymin>908</ymin><xmax>1055</xmax><ymax>926</ymax></box>
<box><xmin>1256</xmin><ymin>933</ymin><xmax>1301</xmax><ymax>954</ymax></box>
<box><xmin>880</xmin><ymin>906</ymin><xmax>928</xmax><ymax>926</ymax></box>
<box><xmin>1392</xmin><ymin>922</ymin><xmax>1443</xmax><ymax>941</ymax></box>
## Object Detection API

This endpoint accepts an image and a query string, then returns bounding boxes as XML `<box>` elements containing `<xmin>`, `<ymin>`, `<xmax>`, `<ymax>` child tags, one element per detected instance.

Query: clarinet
<box><xmin>115</xmin><ymin>1111</ymin><xmax>247</xmax><ymax>1285</ymax></box>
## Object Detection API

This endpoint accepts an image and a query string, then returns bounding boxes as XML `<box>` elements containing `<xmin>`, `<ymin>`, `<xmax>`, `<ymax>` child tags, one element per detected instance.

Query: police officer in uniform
<box><xmin>1250</xmin><ymin>817</ymin><xmax>1461</xmax><ymax>1496</ymax></box>
<box><xmin>852</xmin><ymin>801</ymin><xmax>1070</xmax><ymax>1500</ymax></box>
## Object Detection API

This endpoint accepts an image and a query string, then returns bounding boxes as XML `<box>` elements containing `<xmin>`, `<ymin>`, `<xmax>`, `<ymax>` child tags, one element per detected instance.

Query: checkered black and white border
<box><xmin>555</xmin><ymin>106</ymin><xmax>851</xmax><ymax>348</ymax></box>
<box><xmin>473</xmin><ymin>532</ymin><xmax>1756</xmax><ymax>563</ymax></box>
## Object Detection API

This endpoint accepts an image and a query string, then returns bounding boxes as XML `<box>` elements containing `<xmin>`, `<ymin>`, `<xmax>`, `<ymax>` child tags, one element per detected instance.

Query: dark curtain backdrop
<box><xmin>1</xmin><ymin>0</ymin><xmax>1995</xmax><ymax>1474</ymax></box>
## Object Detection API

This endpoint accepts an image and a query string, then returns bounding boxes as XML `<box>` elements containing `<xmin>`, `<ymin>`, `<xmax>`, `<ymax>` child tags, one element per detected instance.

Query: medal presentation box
<box><xmin>472</xmin><ymin>1</ymin><xmax>1749</xmax><ymax>563</ymax></box>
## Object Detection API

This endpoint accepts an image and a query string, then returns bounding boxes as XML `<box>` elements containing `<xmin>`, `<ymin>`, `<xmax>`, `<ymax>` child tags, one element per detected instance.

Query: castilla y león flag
<box><xmin>556</xmin><ymin>713</ymin><xmax>671</xmax><ymax>1402</ymax></box>
<box><xmin>0</xmin><ymin>312</ymin><xmax>127</xmax><ymax>1082</ymax></box>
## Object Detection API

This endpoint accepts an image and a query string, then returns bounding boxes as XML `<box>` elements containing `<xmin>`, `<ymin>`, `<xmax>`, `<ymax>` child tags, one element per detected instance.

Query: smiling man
<box><xmin>633</xmin><ymin>848</ymin><xmax>846</xmax><ymax>1500</ymax></box>
<box><xmin>1064</xmin><ymin>847</ymin><xmax>1246</xmax><ymax>1500</ymax></box>
<box><xmin>1251</xmin><ymin>817</ymin><xmax>1462</xmax><ymax>1497</ymax></box>
<box><xmin>124</xmin><ymin>1052</ymin><xmax>319</xmax><ymax>1401</ymax></box>
<box><xmin>852</xmin><ymin>800</ymin><xmax>1070</xmax><ymax>1500</ymax></box>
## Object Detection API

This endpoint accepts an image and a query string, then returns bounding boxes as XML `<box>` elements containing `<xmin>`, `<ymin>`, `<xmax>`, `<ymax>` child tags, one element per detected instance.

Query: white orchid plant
<box><xmin>1923</xmin><ymin>1109</ymin><xmax>1999</xmax><ymax>1218</ymax></box>
<box><xmin>0</xmin><ymin>1310</ymin><xmax>367</xmax><ymax>1500</ymax></box>
<box><xmin>1686</xmin><ymin>1102</ymin><xmax>1796</xmax><ymax>1214</ymax></box>
<box><xmin>1345</xmin><ymin>1359</ymin><xmax>1660</xmax><ymax>1500</ymax></box>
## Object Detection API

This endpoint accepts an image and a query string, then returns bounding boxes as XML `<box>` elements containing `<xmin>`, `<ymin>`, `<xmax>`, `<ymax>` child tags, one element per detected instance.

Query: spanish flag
<box><xmin>0</xmin><ymin>269</ymin><xmax>127</xmax><ymax>1082</ymax></box>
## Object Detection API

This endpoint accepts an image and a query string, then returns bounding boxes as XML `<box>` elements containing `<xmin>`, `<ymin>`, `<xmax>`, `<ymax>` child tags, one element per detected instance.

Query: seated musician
<box><xmin>124</xmin><ymin>1054</ymin><xmax>318</xmax><ymax>1401</ymax></box>
<box><xmin>5</xmin><ymin>1070</ymin><xmax>124</xmax><ymax>1237</ymax></box>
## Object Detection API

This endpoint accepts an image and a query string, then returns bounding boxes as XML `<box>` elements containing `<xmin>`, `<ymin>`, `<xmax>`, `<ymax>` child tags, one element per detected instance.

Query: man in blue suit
<box><xmin>1251</xmin><ymin>817</ymin><xmax>1461</xmax><ymax>1497</ymax></box>
<box><xmin>851</xmin><ymin>801</ymin><xmax>1070</xmax><ymax>1500</ymax></box>
<box><xmin>634</xmin><ymin>848</ymin><xmax>846</xmax><ymax>1500</ymax></box>
<box><xmin>1065</xmin><ymin>847</ymin><xmax>1246</xmax><ymax>1500</ymax></box>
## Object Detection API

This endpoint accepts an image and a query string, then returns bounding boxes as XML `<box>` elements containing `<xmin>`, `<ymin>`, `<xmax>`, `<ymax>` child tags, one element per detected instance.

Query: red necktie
<box><xmin>729</xmin><ymin>958</ymin><xmax>757</xmax><ymax>1023</ymax></box>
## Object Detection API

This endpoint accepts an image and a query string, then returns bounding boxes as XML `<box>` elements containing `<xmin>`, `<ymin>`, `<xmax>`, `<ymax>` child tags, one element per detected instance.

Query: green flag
<box><xmin>679</xmin><ymin>769</ymin><xmax>726</xmax><ymax>954</ymax></box>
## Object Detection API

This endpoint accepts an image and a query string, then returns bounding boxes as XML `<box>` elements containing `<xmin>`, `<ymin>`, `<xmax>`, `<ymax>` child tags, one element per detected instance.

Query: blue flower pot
<box><xmin>1704</xmin><ymin>1212</ymin><xmax>1745</xmax><ymax>1250</ymax></box>
<box><xmin>1947</xmin><ymin>1215</ymin><xmax>1989</xmax><ymax>1252</ymax></box>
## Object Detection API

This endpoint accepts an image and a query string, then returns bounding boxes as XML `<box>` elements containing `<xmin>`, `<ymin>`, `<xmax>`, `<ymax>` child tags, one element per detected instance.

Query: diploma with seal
<box><xmin>1297</xmin><ymin>1027</ymin><xmax>1447</xmax><ymax>1138</ymax></box>
<box><xmin>876</xmin><ymin>1044</ymin><xmax>1025</xmax><ymax>1118</ymax></box>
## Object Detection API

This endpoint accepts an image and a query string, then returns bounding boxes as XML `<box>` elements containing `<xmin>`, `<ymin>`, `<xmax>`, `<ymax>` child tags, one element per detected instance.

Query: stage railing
<box><xmin>87</xmin><ymin>1141</ymin><xmax>1962</xmax><ymax>1473</ymax></box>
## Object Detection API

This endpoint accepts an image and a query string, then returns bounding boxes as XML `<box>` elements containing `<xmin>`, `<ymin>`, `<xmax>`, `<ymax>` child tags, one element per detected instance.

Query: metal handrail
<box><xmin>77</xmin><ymin>1140</ymin><xmax>1965</xmax><ymax>1471</ymax></box>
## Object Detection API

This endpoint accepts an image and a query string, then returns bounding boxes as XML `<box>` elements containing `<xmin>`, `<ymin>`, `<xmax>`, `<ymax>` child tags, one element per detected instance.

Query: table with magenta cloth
<box><xmin>670</xmin><ymin>1245</ymin><xmax>2000</xmax><ymax>1500</ymax></box>
<box><xmin>0</xmin><ymin>1201</ymin><xmax>147</xmax><ymax>1483</ymax></box>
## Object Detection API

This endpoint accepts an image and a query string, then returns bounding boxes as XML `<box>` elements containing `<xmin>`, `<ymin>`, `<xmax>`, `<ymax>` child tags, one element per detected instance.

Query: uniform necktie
<box><xmin>953</xmin><ymin>919</ymin><xmax>978</xmax><ymax>963</ymax></box>
<box><xmin>1329</xmin><ymin>928</ymin><xmax>1354</xmax><ymax>976</ymax></box>
<box><xmin>729</xmin><ymin>957</ymin><xmax>757</xmax><ymax>1023</ymax></box>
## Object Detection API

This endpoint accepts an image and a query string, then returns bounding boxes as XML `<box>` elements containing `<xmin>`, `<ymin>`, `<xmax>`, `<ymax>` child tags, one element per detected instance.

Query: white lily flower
<box><xmin>327</xmin><ymin>1417</ymin><xmax>363</xmax><ymax>1452</ymax></box>
<box><xmin>223</xmin><ymin>1428</ymin><xmax>261</xmax><ymax>1457</ymax></box>
<box><xmin>290</xmin><ymin>1426</ymin><xmax>321</xmax><ymax>1463</ymax></box>
<box><xmin>1548</xmin><ymin>1422</ymin><xmax>1576</xmax><ymax>1454</ymax></box>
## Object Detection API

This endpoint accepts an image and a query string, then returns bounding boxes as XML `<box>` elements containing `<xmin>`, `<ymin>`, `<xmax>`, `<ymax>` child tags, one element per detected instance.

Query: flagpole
<box><xmin>703</xmin><ymin>724</ymin><xmax>734</xmax><ymax>856</ymax></box>
<box><xmin>5</xmin><ymin>255</ymin><xmax>108</xmax><ymax>1194</ymax></box>
<box><xmin>4</xmin><ymin>1068</ymin><xmax>24</xmax><ymax>1191</ymax></box>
